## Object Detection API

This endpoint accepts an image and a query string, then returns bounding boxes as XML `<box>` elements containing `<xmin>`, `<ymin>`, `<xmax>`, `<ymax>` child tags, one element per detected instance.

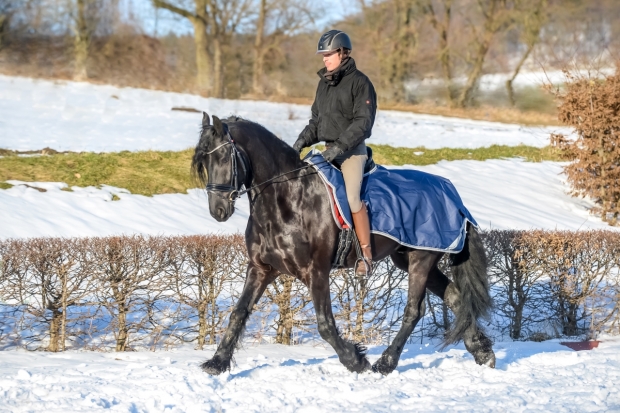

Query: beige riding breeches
<box><xmin>339</xmin><ymin>153</ymin><xmax>368</xmax><ymax>213</ymax></box>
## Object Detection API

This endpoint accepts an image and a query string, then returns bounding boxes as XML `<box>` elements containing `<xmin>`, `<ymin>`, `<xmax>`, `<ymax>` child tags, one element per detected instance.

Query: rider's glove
<box><xmin>322</xmin><ymin>145</ymin><xmax>343</xmax><ymax>162</ymax></box>
<box><xmin>293</xmin><ymin>137</ymin><xmax>307</xmax><ymax>153</ymax></box>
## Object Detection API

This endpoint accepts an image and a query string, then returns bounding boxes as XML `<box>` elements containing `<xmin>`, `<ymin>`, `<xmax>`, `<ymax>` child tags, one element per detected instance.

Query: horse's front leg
<box><xmin>311</xmin><ymin>272</ymin><xmax>371</xmax><ymax>373</ymax></box>
<box><xmin>201</xmin><ymin>263</ymin><xmax>278</xmax><ymax>375</ymax></box>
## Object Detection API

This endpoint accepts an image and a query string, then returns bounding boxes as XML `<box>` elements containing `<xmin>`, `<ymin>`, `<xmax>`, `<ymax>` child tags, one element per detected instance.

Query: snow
<box><xmin>1</xmin><ymin>75</ymin><xmax>620</xmax><ymax>412</ymax></box>
<box><xmin>1</xmin><ymin>338</ymin><xmax>619</xmax><ymax>412</ymax></box>
<box><xmin>0</xmin><ymin>158</ymin><xmax>614</xmax><ymax>240</ymax></box>
<box><xmin>0</xmin><ymin>75</ymin><xmax>567</xmax><ymax>152</ymax></box>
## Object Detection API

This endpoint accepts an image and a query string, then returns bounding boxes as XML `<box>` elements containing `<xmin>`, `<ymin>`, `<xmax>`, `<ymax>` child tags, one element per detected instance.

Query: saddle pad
<box><xmin>304</xmin><ymin>151</ymin><xmax>478</xmax><ymax>253</ymax></box>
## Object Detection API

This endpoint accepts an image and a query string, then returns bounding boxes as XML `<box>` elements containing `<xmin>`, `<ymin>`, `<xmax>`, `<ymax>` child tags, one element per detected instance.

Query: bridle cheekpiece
<box><xmin>204</xmin><ymin>130</ymin><xmax>248</xmax><ymax>203</ymax></box>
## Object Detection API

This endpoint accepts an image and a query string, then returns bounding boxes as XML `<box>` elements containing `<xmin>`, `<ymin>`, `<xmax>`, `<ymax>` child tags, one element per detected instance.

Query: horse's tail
<box><xmin>445</xmin><ymin>223</ymin><xmax>492</xmax><ymax>345</ymax></box>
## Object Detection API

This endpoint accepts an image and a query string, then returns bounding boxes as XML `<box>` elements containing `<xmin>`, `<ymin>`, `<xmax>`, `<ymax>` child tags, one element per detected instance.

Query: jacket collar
<box><xmin>317</xmin><ymin>58</ymin><xmax>357</xmax><ymax>86</ymax></box>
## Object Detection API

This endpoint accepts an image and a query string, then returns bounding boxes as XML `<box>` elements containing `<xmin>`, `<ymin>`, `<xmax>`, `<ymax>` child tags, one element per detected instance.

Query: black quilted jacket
<box><xmin>299</xmin><ymin>58</ymin><xmax>377</xmax><ymax>153</ymax></box>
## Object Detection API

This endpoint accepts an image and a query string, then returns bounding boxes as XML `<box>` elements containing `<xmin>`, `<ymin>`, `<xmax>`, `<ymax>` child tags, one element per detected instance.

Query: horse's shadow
<box><xmin>228</xmin><ymin>357</ymin><xmax>326</xmax><ymax>380</ymax></box>
<box><xmin>383</xmin><ymin>340</ymin><xmax>578</xmax><ymax>374</ymax></box>
<box><xmin>224</xmin><ymin>340</ymin><xmax>574</xmax><ymax>379</ymax></box>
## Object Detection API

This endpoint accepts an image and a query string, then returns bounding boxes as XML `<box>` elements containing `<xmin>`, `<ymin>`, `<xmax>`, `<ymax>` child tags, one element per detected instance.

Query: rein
<box><xmin>205</xmin><ymin>131</ymin><xmax>328</xmax><ymax>202</ymax></box>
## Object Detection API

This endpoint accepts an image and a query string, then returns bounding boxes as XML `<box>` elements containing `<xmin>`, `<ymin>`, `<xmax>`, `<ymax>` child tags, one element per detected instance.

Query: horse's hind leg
<box><xmin>427</xmin><ymin>267</ymin><xmax>496</xmax><ymax>368</ymax></box>
<box><xmin>201</xmin><ymin>263</ymin><xmax>278</xmax><ymax>375</ymax></box>
<box><xmin>372</xmin><ymin>250</ymin><xmax>439</xmax><ymax>375</ymax></box>
<box><xmin>311</xmin><ymin>272</ymin><xmax>371</xmax><ymax>373</ymax></box>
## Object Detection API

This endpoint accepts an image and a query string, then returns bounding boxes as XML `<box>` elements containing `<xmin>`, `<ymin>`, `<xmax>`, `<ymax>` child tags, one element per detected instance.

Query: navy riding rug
<box><xmin>304</xmin><ymin>151</ymin><xmax>478</xmax><ymax>253</ymax></box>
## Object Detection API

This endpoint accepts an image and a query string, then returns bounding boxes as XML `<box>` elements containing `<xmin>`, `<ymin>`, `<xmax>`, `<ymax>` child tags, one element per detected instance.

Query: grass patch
<box><xmin>0</xmin><ymin>182</ymin><xmax>13</xmax><ymax>190</ymax></box>
<box><xmin>0</xmin><ymin>145</ymin><xmax>562</xmax><ymax>196</ymax></box>
<box><xmin>0</xmin><ymin>150</ymin><xmax>195</xmax><ymax>196</ymax></box>
<box><xmin>368</xmin><ymin>144</ymin><xmax>563</xmax><ymax>165</ymax></box>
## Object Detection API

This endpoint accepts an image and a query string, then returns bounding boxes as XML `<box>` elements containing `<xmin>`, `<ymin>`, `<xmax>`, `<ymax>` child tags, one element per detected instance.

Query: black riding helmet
<box><xmin>316</xmin><ymin>30</ymin><xmax>352</xmax><ymax>54</ymax></box>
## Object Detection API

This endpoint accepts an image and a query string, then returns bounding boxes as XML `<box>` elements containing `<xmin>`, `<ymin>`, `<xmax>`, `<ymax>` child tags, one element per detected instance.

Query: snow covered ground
<box><xmin>0</xmin><ymin>75</ymin><xmax>567</xmax><ymax>152</ymax></box>
<box><xmin>1</xmin><ymin>338</ymin><xmax>619</xmax><ymax>412</ymax></box>
<box><xmin>0</xmin><ymin>75</ymin><xmax>608</xmax><ymax>237</ymax></box>
<box><xmin>0</xmin><ymin>158</ymin><xmax>613</xmax><ymax>239</ymax></box>
<box><xmin>1</xmin><ymin>76</ymin><xmax>620</xmax><ymax>412</ymax></box>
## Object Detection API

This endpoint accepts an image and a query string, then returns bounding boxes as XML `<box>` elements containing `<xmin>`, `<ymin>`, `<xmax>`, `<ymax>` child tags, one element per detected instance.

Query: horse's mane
<box><xmin>193</xmin><ymin>114</ymin><xmax>303</xmax><ymax>187</ymax></box>
<box><xmin>224</xmin><ymin>116</ymin><xmax>302</xmax><ymax>161</ymax></box>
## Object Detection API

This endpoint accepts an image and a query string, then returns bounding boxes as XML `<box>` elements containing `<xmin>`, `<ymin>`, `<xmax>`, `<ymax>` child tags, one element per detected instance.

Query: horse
<box><xmin>191</xmin><ymin>113</ymin><xmax>495</xmax><ymax>375</ymax></box>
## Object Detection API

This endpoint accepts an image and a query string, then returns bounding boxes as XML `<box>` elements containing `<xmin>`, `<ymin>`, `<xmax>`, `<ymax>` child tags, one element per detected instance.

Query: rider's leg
<box><xmin>340</xmin><ymin>153</ymin><xmax>372</xmax><ymax>275</ymax></box>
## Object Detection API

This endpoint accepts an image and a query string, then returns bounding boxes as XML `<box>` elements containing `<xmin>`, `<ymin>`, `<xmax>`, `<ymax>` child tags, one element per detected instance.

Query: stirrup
<box><xmin>355</xmin><ymin>257</ymin><xmax>373</xmax><ymax>276</ymax></box>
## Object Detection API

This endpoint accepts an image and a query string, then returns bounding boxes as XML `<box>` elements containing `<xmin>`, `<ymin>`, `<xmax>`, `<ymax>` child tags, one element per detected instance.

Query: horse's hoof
<box><xmin>474</xmin><ymin>351</ymin><xmax>496</xmax><ymax>369</ymax></box>
<box><xmin>345</xmin><ymin>356</ymin><xmax>371</xmax><ymax>374</ymax></box>
<box><xmin>201</xmin><ymin>355</ymin><xmax>230</xmax><ymax>375</ymax></box>
<box><xmin>360</xmin><ymin>356</ymin><xmax>372</xmax><ymax>373</ymax></box>
<box><xmin>371</xmin><ymin>355</ymin><xmax>397</xmax><ymax>375</ymax></box>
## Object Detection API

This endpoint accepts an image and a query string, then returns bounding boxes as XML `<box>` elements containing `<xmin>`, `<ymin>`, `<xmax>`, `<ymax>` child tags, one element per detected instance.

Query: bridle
<box><xmin>204</xmin><ymin>131</ymin><xmax>249</xmax><ymax>202</ymax></box>
<box><xmin>204</xmin><ymin>127</ymin><xmax>329</xmax><ymax>203</ymax></box>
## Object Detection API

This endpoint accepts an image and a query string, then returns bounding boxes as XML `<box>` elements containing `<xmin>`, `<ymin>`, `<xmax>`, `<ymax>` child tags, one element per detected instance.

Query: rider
<box><xmin>293</xmin><ymin>29</ymin><xmax>377</xmax><ymax>275</ymax></box>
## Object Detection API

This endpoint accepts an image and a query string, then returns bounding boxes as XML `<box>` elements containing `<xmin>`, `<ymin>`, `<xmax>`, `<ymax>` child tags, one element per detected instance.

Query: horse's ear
<box><xmin>202</xmin><ymin>112</ymin><xmax>210</xmax><ymax>127</ymax></box>
<box><xmin>213</xmin><ymin>115</ymin><xmax>224</xmax><ymax>136</ymax></box>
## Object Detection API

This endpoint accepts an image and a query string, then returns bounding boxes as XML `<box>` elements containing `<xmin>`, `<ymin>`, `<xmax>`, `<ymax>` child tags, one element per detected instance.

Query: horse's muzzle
<box><xmin>208</xmin><ymin>194</ymin><xmax>235</xmax><ymax>222</ymax></box>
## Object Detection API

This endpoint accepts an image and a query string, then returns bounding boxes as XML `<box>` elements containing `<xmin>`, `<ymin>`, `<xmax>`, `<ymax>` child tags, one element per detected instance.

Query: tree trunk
<box><xmin>506</xmin><ymin>41</ymin><xmax>535</xmax><ymax>107</ymax></box>
<box><xmin>354</xmin><ymin>274</ymin><xmax>367</xmax><ymax>342</ymax></box>
<box><xmin>426</xmin><ymin>0</ymin><xmax>456</xmax><ymax>105</ymax></box>
<box><xmin>252</xmin><ymin>0</ymin><xmax>266</xmax><ymax>96</ymax></box>
<box><xmin>197</xmin><ymin>302</ymin><xmax>207</xmax><ymax>350</ymax></box>
<box><xmin>456</xmin><ymin>37</ymin><xmax>491</xmax><ymax>108</ymax></box>
<box><xmin>212</xmin><ymin>38</ymin><xmax>224</xmax><ymax>98</ymax></box>
<box><xmin>208</xmin><ymin>275</ymin><xmax>217</xmax><ymax>345</ymax></box>
<box><xmin>47</xmin><ymin>308</ymin><xmax>62</xmax><ymax>352</ymax></box>
<box><xmin>73</xmin><ymin>0</ymin><xmax>89</xmax><ymax>81</ymax></box>
<box><xmin>153</xmin><ymin>0</ymin><xmax>213</xmax><ymax>95</ymax></box>
<box><xmin>456</xmin><ymin>0</ymin><xmax>506</xmax><ymax>108</ymax></box>
<box><xmin>0</xmin><ymin>14</ymin><xmax>7</xmax><ymax>50</ymax></box>
<box><xmin>112</xmin><ymin>284</ymin><xmax>129</xmax><ymax>351</ymax></box>
<box><xmin>191</xmin><ymin>19</ymin><xmax>212</xmax><ymax>94</ymax></box>
<box><xmin>275</xmin><ymin>277</ymin><xmax>293</xmax><ymax>345</ymax></box>
<box><xmin>511</xmin><ymin>303</ymin><xmax>524</xmax><ymax>340</ymax></box>
<box><xmin>192</xmin><ymin>0</ymin><xmax>212</xmax><ymax>94</ymax></box>
<box><xmin>116</xmin><ymin>303</ymin><xmax>128</xmax><ymax>351</ymax></box>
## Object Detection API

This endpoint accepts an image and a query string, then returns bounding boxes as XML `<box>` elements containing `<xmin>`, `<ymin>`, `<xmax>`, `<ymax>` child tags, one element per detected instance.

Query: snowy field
<box><xmin>1</xmin><ymin>339</ymin><xmax>620</xmax><ymax>412</ymax></box>
<box><xmin>0</xmin><ymin>158</ymin><xmax>614</xmax><ymax>239</ymax></box>
<box><xmin>1</xmin><ymin>76</ymin><xmax>620</xmax><ymax>412</ymax></box>
<box><xmin>0</xmin><ymin>75</ymin><xmax>568</xmax><ymax>152</ymax></box>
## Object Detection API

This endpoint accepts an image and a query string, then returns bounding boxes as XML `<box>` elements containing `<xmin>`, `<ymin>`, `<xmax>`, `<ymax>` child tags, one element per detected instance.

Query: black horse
<box><xmin>191</xmin><ymin>113</ymin><xmax>495</xmax><ymax>375</ymax></box>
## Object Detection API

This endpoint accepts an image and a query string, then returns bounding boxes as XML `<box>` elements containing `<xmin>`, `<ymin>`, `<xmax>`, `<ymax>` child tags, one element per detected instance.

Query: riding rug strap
<box><xmin>303</xmin><ymin>150</ymin><xmax>479</xmax><ymax>253</ymax></box>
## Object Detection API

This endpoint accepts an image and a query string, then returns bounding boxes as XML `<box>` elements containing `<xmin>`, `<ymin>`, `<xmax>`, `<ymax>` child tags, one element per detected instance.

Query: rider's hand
<box><xmin>293</xmin><ymin>137</ymin><xmax>306</xmax><ymax>154</ymax></box>
<box><xmin>322</xmin><ymin>145</ymin><xmax>343</xmax><ymax>162</ymax></box>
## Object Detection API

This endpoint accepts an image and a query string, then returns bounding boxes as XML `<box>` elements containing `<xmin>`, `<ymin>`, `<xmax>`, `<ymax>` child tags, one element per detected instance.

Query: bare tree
<box><xmin>165</xmin><ymin>234</ymin><xmax>246</xmax><ymax>349</ymax></box>
<box><xmin>422</xmin><ymin>0</ymin><xmax>457</xmax><ymax>103</ymax></box>
<box><xmin>152</xmin><ymin>0</ymin><xmax>213</xmax><ymax>93</ymax></box>
<box><xmin>91</xmin><ymin>235</ymin><xmax>168</xmax><ymax>351</ymax></box>
<box><xmin>69</xmin><ymin>0</ymin><xmax>118</xmax><ymax>80</ymax></box>
<box><xmin>331</xmin><ymin>260</ymin><xmax>408</xmax><ymax>344</ymax></box>
<box><xmin>262</xmin><ymin>274</ymin><xmax>313</xmax><ymax>345</ymax></box>
<box><xmin>456</xmin><ymin>0</ymin><xmax>516</xmax><ymax>107</ymax></box>
<box><xmin>251</xmin><ymin>0</ymin><xmax>315</xmax><ymax>96</ymax></box>
<box><xmin>205</xmin><ymin>0</ymin><xmax>253</xmax><ymax>97</ymax></box>
<box><xmin>505</xmin><ymin>0</ymin><xmax>548</xmax><ymax>106</ymax></box>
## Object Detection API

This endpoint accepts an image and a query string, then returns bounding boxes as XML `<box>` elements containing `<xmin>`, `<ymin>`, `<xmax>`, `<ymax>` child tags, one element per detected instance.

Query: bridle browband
<box><xmin>203</xmin><ymin>127</ymin><xmax>328</xmax><ymax>203</ymax></box>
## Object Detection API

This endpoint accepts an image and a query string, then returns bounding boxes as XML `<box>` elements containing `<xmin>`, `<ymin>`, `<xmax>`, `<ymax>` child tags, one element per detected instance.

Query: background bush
<box><xmin>1</xmin><ymin>230</ymin><xmax>619</xmax><ymax>352</ymax></box>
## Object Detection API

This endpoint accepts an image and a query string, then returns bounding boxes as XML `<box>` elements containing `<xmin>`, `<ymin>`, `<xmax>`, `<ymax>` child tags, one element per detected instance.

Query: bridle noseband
<box><xmin>204</xmin><ymin>131</ymin><xmax>249</xmax><ymax>202</ymax></box>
